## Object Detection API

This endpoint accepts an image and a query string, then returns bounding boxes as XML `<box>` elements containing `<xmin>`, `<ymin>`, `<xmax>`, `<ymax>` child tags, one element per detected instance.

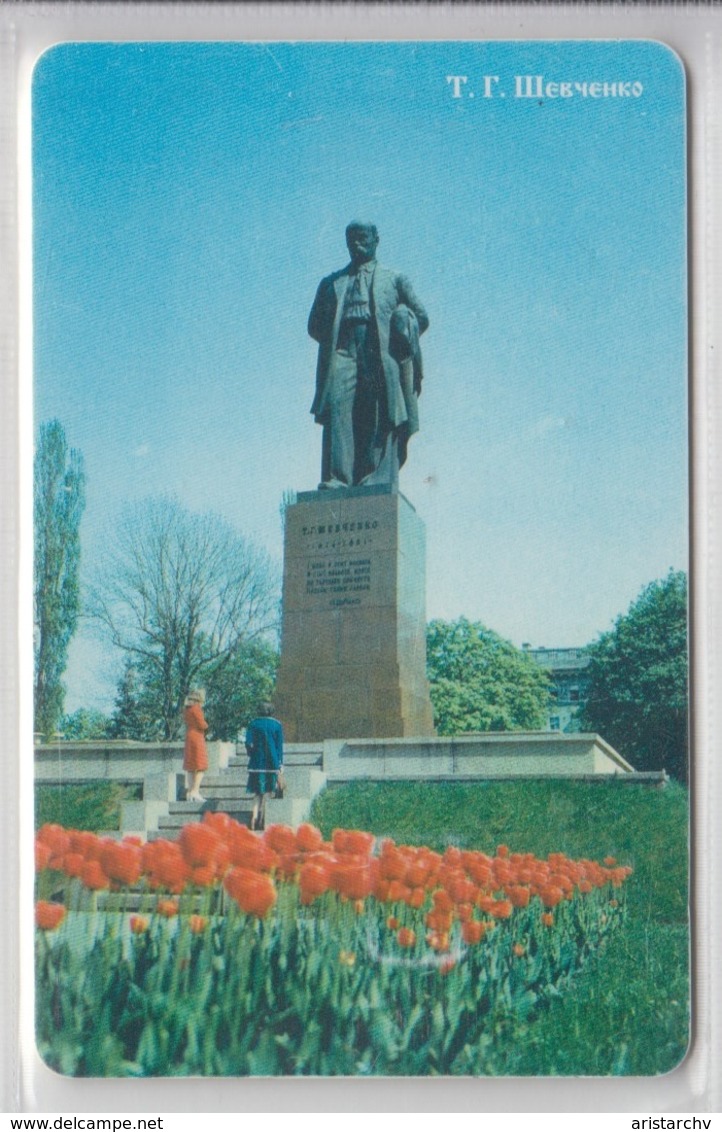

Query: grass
<box><xmin>310</xmin><ymin>778</ymin><xmax>690</xmax><ymax>1075</ymax></box>
<box><xmin>35</xmin><ymin>783</ymin><xmax>140</xmax><ymax>832</ymax></box>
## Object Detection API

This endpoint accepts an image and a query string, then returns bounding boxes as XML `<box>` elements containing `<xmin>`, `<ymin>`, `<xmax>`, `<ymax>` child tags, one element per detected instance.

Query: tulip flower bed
<box><xmin>35</xmin><ymin>815</ymin><xmax>631</xmax><ymax>1077</ymax></box>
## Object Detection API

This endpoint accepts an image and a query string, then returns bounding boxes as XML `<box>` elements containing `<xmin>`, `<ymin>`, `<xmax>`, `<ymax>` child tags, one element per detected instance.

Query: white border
<box><xmin>2</xmin><ymin>1</ymin><xmax>720</xmax><ymax>1114</ymax></box>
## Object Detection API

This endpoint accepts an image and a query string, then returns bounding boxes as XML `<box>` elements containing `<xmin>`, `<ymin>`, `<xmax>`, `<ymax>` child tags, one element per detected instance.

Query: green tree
<box><xmin>581</xmin><ymin>570</ymin><xmax>688</xmax><ymax>781</ymax></box>
<box><xmin>90</xmin><ymin>496</ymin><xmax>279</xmax><ymax>739</ymax></box>
<box><xmin>34</xmin><ymin>420</ymin><xmax>86</xmax><ymax>738</ymax></box>
<box><xmin>204</xmin><ymin>640</ymin><xmax>279</xmax><ymax>741</ymax></box>
<box><xmin>426</xmin><ymin>618</ymin><xmax>550</xmax><ymax>736</ymax></box>
<box><xmin>107</xmin><ymin>641</ymin><xmax>278</xmax><ymax>743</ymax></box>
<box><xmin>107</xmin><ymin>659</ymin><xmax>164</xmax><ymax>741</ymax></box>
<box><xmin>60</xmin><ymin>708</ymin><xmax>112</xmax><ymax>740</ymax></box>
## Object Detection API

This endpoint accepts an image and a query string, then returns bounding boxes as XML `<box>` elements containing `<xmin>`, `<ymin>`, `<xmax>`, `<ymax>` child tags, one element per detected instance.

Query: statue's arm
<box><xmin>308</xmin><ymin>278</ymin><xmax>332</xmax><ymax>343</ymax></box>
<box><xmin>397</xmin><ymin>275</ymin><xmax>429</xmax><ymax>336</ymax></box>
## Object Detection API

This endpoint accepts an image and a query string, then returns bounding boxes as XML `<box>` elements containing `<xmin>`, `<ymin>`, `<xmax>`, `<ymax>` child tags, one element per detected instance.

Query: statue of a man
<box><xmin>308</xmin><ymin>222</ymin><xmax>429</xmax><ymax>489</ymax></box>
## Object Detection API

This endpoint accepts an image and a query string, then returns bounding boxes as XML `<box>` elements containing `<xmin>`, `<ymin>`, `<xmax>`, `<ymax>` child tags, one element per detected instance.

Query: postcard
<box><xmin>32</xmin><ymin>39</ymin><xmax>688</xmax><ymax>1077</ymax></box>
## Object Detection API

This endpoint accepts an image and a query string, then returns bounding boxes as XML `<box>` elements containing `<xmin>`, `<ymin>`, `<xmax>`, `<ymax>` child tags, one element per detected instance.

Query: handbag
<box><xmin>274</xmin><ymin>769</ymin><xmax>287</xmax><ymax>800</ymax></box>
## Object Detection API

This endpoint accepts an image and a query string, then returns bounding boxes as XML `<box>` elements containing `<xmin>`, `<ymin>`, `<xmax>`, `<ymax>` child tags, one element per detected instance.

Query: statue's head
<box><xmin>346</xmin><ymin>222</ymin><xmax>379</xmax><ymax>266</ymax></box>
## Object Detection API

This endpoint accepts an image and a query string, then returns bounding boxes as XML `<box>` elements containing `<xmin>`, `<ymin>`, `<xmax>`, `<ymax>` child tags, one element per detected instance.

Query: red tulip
<box><xmin>35</xmin><ymin>901</ymin><xmax>66</xmax><ymax>930</ymax></box>
<box><xmin>224</xmin><ymin>867</ymin><xmax>277</xmax><ymax>917</ymax></box>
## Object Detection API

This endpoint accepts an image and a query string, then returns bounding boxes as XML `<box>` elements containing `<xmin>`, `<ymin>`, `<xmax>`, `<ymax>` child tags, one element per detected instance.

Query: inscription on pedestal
<box><xmin>306</xmin><ymin>558</ymin><xmax>372</xmax><ymax>602</ymax></box>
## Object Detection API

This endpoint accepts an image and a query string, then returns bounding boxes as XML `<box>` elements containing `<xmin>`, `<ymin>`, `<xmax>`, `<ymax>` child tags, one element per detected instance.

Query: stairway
<box><xmin>149</xmin><ymin>743</ymin><xmax>326</xmax><ymax>841</ymax></box>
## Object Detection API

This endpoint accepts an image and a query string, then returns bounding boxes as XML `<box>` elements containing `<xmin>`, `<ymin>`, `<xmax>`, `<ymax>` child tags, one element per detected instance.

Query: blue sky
<box><xmin>32</xmin><ymin>40</ymin><xmax>687</xmax><ymax>712</ymax></box>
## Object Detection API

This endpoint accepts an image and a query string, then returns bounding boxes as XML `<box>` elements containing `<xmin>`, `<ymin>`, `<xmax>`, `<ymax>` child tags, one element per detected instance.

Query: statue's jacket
<box><xmin>308</xmin><ymin>262</ymin><xmax>429</xmax><ymax>438</ymax></box>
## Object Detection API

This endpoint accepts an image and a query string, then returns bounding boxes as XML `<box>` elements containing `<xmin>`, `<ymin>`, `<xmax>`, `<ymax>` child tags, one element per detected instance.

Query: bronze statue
<box><xmin>308</xmin><ymin>222</ymin><xmax>429</xmax><ymax>489</ymax></box>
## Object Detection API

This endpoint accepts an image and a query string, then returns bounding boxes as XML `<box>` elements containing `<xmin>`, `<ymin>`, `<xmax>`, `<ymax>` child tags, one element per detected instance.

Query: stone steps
<box><xmin>203</xmin><ymin>765</ymin><xmax>324</xmax><ymax>795</ymax></box>
<box><xmin>228</xmin><ymin>744</ymin><xmax>323</xmax><ymax>769</ymax></box>
<box><xmin>143</xmin><ymin>745</ymin><xmax>328</xmax><ymax>841</ymax></box>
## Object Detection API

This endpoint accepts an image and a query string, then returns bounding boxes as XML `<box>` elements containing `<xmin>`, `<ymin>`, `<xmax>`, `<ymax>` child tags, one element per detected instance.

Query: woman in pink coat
<box><xmin>183</xmin><ymin>688</ymin><xmax>209</xmax><ymax>803</ymax></box>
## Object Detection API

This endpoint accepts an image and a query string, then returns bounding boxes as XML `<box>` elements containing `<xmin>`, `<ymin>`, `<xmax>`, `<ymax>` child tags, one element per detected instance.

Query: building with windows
<box><xmin>522</xmin><ymin>645</ymin><xmax>591</xmax><ymax>732</ymax></box>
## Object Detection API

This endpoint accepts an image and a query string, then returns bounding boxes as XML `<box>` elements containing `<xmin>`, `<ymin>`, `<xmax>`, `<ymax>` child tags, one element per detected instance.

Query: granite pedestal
<box><xmin>274</xmin><ymin>485</ymin><xmax>436</xmax><ymax>742</ymax></box>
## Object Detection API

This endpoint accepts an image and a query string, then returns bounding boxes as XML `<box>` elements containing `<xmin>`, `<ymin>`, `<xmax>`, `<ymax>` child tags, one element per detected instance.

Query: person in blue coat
<box><xmin>245</xmin><ymin>702</ymin><xmax>284</xmax><ymax>831</ymax></box>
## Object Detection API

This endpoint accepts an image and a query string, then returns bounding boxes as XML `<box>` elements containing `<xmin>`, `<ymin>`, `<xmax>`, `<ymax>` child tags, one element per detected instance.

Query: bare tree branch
<box><xmin>88</xmin><ymin>496</ymin><xmax>280</xmax><ymax>738</ymax></box>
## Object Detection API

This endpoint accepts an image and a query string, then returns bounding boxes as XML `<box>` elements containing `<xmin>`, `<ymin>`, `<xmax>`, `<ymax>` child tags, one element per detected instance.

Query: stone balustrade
<box><xmin>34</xmin><ymin>740</ymin><xmax>235</xmax><ymax>835</ymax></box>
<box><xmin>322</xmin><ymin>731</ymin><xmax>636</xmax><ymax>780</ymax></box>
<box><xmin>35</xmin><ymin>731</ymin><xmax>642</xmax><ymax>840</ymax></box>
